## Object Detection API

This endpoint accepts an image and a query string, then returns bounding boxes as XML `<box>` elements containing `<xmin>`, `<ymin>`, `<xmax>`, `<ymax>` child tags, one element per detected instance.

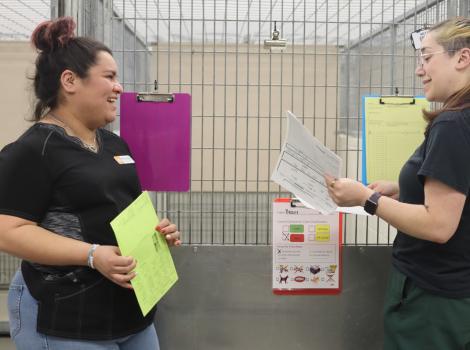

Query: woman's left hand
<box><xmin>156</xmin><ymin>218</ymin><xmax>182</xmax><ymax>247</ymax></box>
<box><xmin>324</xmin><ymin>174</ymin><xmax>374</xmax><ymax>207</ymax></box>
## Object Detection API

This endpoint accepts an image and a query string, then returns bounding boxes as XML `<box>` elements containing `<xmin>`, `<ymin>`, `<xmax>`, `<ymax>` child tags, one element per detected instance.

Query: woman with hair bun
<box><xmin>325</xmin><ymin>17</ymin><xmax>470</xmax><ymax>349</ymax></box>
<box><xmin>0</xmin><ymin>16</ymin><xmax>180</xmax><ymax>349</ymax></box>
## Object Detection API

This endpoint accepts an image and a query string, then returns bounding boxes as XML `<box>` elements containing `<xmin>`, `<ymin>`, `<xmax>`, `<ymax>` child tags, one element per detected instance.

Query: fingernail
<box><xmin>166</xmin><ymin>234</ymin><xmax>171</xmax><ymax>239</ymax></box>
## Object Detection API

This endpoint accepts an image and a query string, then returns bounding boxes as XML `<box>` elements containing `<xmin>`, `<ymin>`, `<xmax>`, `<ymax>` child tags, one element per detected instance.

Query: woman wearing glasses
<box><xmin>325</xmin><ymin>17</ymin><xmax>470</xmax><ymax>349</ymax></box>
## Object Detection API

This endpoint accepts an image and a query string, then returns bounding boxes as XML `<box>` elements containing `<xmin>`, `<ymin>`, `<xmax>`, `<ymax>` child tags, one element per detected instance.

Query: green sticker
<box><xmin>290</xmin><ymin>224</ymin><xmax>304</xmax><ymax>233</ymax></box>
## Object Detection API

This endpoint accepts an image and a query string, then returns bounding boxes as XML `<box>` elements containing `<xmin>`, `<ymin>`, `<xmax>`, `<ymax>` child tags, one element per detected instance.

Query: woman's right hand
<box><xmin>367</xmin><ymin>181</ymin><xmax>399</xmax><ymax>199</ymax></box>
<box><xmin>92</xmin><ymin>245</ymin><xmax>136</xmax><ymax>289</ymax></box>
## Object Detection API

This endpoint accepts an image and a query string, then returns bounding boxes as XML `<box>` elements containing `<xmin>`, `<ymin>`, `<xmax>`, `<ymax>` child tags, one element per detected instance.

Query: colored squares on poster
<box><xmin>315</xmin><ymin>224</ymin><xmax>331</xmax><ymax>242</ymax></box>
<box><xmin>290</xmin><ymin>224</ymin><xmax>304</xmax><ymax>233</ymax></box>
<box><xmin>290</xmin><ymin>234</ymin><xmax>305</xmax><ymax>242</ymax></box>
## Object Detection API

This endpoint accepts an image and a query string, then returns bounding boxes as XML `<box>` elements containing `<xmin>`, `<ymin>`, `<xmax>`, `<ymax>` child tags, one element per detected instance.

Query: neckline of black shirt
<box><xmin>36</xmin><ymin>122</ymin><xmax>103</xmax><ymax>155</ymax></box>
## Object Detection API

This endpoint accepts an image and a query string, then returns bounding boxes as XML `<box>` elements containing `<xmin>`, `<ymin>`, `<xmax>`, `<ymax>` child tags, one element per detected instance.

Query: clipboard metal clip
<box><xmin>290</xmin><ymin>198</ymin><xmax>306</xmax><ymax>208</ymax></box>
<box><xmin>379</xmin><ymin>88</ymin><xmax>415</xmax><ymax>105</ymax></box>
<box><xmin>136</xmin><ymin>93</ymin><xmax>174</xmax><ymax>103</ymax></box>
<box><xmin>379</xmin><ymin>87</ymin><xmax>415</xmax><ymax>105</ymax></box>
<box><xmin>379</xmin><ymin>96</ymin><xmax>415</xmax><ymax>105</ymax></box>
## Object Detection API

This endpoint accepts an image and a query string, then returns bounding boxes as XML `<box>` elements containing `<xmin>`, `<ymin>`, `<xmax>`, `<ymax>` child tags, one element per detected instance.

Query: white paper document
<box><xmin>336</xmin><ymin>206</ymin><xmax>369</xmax><ymax>216</ymax></box>
<box><xmin>271</xmin><ymin>111</ymin><xmax>369</xmax><ymax>216</ymax></box>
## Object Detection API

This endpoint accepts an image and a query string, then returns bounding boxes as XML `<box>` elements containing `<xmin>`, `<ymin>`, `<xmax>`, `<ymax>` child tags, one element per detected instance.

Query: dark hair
<box><xmin>31</xmin><ymin>16</ymin><xmax>112</xmax><ymax>121</ymax></box>
<box><xmin>422</xmin><ymin>17</ymin><xmax>470</xmax><ymax>133</ymax></box>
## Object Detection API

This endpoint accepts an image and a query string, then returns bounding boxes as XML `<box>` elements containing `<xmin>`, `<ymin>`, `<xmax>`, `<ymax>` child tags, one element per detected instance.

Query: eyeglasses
<box><xmin>416</xmin><ymin>50</ymin><xmax>455</xmax><ymax>67</ymax></box>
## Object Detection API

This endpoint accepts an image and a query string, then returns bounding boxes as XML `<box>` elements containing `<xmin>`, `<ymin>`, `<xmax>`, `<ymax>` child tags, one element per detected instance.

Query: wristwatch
<box><xmin>364</xmin><ymin>192</ymin><xmax>382</xmax><ymax>215</ymax></box>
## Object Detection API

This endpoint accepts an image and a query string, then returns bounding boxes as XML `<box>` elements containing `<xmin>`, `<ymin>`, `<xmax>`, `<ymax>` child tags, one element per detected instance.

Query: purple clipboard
<box><xmin>120</xmin><ymin>92</ymin><xmax>191</xmax><ymax>192</ymax></box>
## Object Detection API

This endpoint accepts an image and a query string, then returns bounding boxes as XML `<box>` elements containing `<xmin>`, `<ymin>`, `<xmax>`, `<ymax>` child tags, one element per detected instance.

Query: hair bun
<box><xmin>31</xmin><ymin>17</ymin><xmax>76</xmax><ymax>52</ymax></box>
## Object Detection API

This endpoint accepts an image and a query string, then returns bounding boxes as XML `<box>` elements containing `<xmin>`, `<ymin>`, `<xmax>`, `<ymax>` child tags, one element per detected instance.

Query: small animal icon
<box><xmin>310</xmin><ymin>265</ymin><xmax>321</xmax><ymax>275</ymax></box>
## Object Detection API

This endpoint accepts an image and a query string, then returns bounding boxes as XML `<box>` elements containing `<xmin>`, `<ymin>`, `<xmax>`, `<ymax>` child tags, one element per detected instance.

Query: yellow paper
<box><xmin>364</xmin><ymin>97</ymin><xmax>428</xmax><ymax>183</ymax></box>
<box><xmin>110</xmin><ymin>191</ymin><xmax>178</xmax><ymax>316</ymax></box>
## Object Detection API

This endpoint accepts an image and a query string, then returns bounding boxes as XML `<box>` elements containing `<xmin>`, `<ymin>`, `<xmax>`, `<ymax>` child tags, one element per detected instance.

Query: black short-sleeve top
<box><xmin>393</xmin><ymin>109</ymin><xmax>470</xmax><ymax>298</ymax></box>
<box><xmin>0</xmin><ymin>123</ymin><xmax>155</xmax><ymax>340</ymax></box>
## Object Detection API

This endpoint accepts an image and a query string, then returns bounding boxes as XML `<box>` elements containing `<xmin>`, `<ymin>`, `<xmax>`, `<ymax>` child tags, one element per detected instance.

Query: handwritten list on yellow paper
<box><xmin>111</xmin><ymin>191</ymin><xmax>178</xmax><ymax>316</ymax></box>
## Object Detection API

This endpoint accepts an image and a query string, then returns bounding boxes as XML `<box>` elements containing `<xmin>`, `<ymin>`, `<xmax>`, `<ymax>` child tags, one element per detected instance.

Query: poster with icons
<box><xmin>272</xmin><ymin>198</ymin><xmax>342</xmax><ymax>295</ymax></box>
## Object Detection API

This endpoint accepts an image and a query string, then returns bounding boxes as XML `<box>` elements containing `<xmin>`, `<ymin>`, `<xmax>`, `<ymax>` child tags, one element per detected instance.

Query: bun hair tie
<box><xmin>31</xmin><ymin>16</ymin><xmax>76</xmax><ymax>52</ymax></box>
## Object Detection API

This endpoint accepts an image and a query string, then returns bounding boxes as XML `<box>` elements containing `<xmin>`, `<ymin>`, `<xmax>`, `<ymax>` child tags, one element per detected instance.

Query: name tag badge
<box><xmin>114</xmin><ymin>155</ymin><xmax>135</xmax><ymax>165</ymax></box>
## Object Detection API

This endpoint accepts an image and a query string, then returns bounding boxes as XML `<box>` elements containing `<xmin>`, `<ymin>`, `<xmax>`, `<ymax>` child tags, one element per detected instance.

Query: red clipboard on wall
<box><xmin>272</xmin><ymin>198</ymin><xmax>342</xmax><ymax>295</ymax></box>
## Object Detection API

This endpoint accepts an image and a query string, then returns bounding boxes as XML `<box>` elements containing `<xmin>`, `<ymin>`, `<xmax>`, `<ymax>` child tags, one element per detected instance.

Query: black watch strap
<box><xmin>364</xmin><ymin>192</ymin><xmax>382</xmax><ymax>215</ymax></box>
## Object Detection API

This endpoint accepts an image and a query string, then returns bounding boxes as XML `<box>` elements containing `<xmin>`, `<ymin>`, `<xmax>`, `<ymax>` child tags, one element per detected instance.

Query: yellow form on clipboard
<box><xmin>363</xmin><ymin>96</ymin><xmax>429</xmax><ymax>184</ymax></box>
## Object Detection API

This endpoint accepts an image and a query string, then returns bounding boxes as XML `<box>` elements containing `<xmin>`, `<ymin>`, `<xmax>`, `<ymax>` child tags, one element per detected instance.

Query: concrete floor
<box><xmin>0</xmin><ymin>336</ymin><xmax>15</xmax><ymax>350</ymax></box>
<box><xmin>0</xmin><ymin>290</ymin><xmax>14</xmax><ymax>349</ymax></box>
